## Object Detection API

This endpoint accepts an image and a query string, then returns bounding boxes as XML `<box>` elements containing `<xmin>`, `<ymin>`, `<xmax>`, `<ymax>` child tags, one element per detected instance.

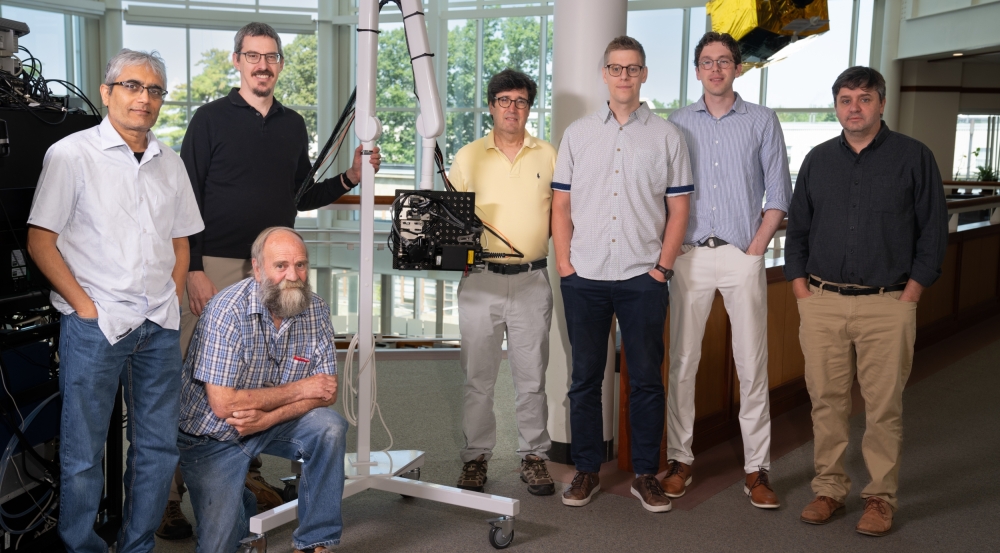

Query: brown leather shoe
<box><xmin>245</xmin><ymin>474</ymin><xmax>285</xmax><ymax>512</ymax></box>
<box><xmin>744</xmin><ymin>469</ymin><xmax>780</xmax><ymax>509</ymax></box>
<box><xmin>801</xmin><ymin>495</ymin><xmax>845</xmax><ymax>524</ymax></box>
<box><xmin>562</xmin><ymin>471</ymin><xmax>600</xmax><ymax>507</ymax></box>
<box><xmin>660</xmin><ymin>460</ymin><xmax>692</xmax><ymax>498</ymax></box>
<box><xmin>631</xmin><ymin>474</ymin><xmax>672</xmax><ymax>513</ymax></box>
<box><xmin>856</xmin><ymin>496</ymin><xmax>893</xmax><ymax>536</ymax></box>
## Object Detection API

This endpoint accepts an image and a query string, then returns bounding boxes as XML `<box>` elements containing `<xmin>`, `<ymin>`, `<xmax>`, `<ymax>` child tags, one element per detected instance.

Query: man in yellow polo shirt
<box><xmin>449</xmin><ymin>68</ymin><xmax>558</xmax><ymax>496</ymax></box>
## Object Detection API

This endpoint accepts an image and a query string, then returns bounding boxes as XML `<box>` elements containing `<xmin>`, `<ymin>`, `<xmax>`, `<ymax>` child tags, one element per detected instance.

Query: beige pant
<box><xmin>797</xmin><ymin>280</ymin><xmax>917</xmax><ymax>510</ymax></box>
<box><xmin>170</xmin><ymin>256</ymin><xmax>253</xmax><ymax>502</ymax></box>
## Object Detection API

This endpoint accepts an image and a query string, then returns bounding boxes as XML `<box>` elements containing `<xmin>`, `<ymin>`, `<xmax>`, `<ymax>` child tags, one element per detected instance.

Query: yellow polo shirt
<box><xmin>448</xmin><ymin>130</ymin><xmax>556</xmax><ymax>264</ymax></box>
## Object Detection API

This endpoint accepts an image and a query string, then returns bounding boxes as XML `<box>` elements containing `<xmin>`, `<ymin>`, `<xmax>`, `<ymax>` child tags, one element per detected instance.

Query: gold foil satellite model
<box><xmin>706</xmin><ymin>0</ymin><xmax>830</xmax><ymax>69</ymax></box>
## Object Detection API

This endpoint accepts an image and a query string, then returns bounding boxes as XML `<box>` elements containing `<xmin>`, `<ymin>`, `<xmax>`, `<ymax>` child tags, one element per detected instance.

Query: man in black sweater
<box><xmin>156</xmin><ymin>21</ymin><xmax>381</xmax><ymax>540</ymax></box>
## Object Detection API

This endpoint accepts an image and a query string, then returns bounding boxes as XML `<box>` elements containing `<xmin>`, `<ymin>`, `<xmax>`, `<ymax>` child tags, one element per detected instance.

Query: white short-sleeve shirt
<box><xmin>28</xmin><ymin>116</ymin><xmax>205</xmax><ymax>344</ymax></box>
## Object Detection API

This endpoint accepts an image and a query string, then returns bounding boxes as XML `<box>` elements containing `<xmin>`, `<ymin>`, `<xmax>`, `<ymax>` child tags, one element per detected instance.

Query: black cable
<box><xmin>294</xmin><ymin>89</ymin><xmax>357</xmax><ymax>205</ymax></box>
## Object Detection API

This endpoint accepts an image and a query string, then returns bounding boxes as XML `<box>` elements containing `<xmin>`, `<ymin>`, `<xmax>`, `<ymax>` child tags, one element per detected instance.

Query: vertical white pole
<box><xmin>546</xmin><ymin>0</ymin><xmax>628</xmax><ymax>465</ymax></box>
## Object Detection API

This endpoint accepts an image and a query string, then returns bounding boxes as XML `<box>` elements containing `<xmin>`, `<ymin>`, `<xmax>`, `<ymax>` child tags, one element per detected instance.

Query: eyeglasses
<box><xmin>108</xmin><ymin>80</ymin><xmax>168</xmax><ymax>99</ymax></box>
<box><xmin>605</xmin><ymin>64</ymin><xmax>644</xmax><ymax>77</ymax></box>
<box><xmin>697</xmin><ymin>58</ymin><xmax>735</xmax><ymax>70</ymax></box>
<box><xmin>238</xmin><ymin>51</ymin><xmax>282</xmax><ymax>64</ymax></box>
<box><xmin>494</xmin><ymin>96</ymin><xmax>530</xmax><ymax>109</ymax></box>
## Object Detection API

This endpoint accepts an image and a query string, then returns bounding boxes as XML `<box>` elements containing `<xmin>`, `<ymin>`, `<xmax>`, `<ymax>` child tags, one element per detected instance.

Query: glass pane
<box><xmin>733</xmin><ymin>67</ymin><xmax>761</xmax><ymax>104</ymax></box>
<box><xmin>376</xmin><ymin>23</ymin><xmax>416</xmax><ymax>108</ymax></box>
<box><xmin>189</xmin><ymin>28</ymin><xmax>241</xmax><ymax>104</ymax></box>
<box><xmin>765</xmin><ymin>0</ymin><xmax>854</xmax><ymax>109</ymax></box>
<box><xmin>627</xmin><ymin>9</ymin><xmax>684</xmax><ymax>109</ymax></box>
<box><xmin>274</xmin><ymin>33</ymin><xmax>318</xmax><ymax>108</ymax></box>
<box><xmin>122</xmin><ymin>25</ymin><xmax>188</xmax><ymax>101</ymax></box>
<box><xmin>448</xmin><ymin>19</ymin><xmax>477</xmax><ymax>108</ymax></box>
<box><xmin>778</xmin><ymin>112</ymin><xmax>841</xmax><ymax>181</ymax></box>
<box><xmin>855</xmin><ymin>0</ymin><xmax>875</xmax><ymax>66</ymax></box>
<box><xmin>686</xmin><ymin>6</ymin><xmax>709</xmax><ymax>104</ymax></box>
<box><xmin>446</xmin><ymin>111</ymin><xmax>476</xmax><ymax>165</ymax></box>
<box><xmin>152</xmin><ymin>105</ymin><xmax>187</xmax><ymax>152</ymax></box>
<box><xmin>953</xmin><ymin>115</ymin><xmax>997</xmax><ymax>181</ymax></box>
<box><xmin>377</xmin><ymin>112</ymin><xmax>417</xmax><ymax>193</ymax></box>
<box><xmin>544</xmin><ymin>15</ymin><xmax>553</xmax><ymax>109</ymax></box>
<box><xmin>2</xmin><ymin>6</ymin><xmax>67</xmax><ymax>92</ymax></box>
<box><xmin>482</xmin><ymin>17</ymin><xmax>542</xmax><ymax>107</ymax></box>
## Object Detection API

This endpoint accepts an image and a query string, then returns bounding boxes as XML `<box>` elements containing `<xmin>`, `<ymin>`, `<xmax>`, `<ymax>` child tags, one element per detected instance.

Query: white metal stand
<box><xmin>244</xmin><ymin>1</ymin><xmax>520</xmax><ymax>549</ymax></box>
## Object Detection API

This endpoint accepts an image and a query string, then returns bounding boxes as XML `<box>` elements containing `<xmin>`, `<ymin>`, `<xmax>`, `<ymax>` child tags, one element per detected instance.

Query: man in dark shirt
<box><xmin>785</xmin><ymin>67</ymin><xmax>947</xmax><ymax>537</ymax></box>
<box><xmin>157</xmin><ymin>22</ymin><xmax>380</xmax><ymax>539</ymax></box>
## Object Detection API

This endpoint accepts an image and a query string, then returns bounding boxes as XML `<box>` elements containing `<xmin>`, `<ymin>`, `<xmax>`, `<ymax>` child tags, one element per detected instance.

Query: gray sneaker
<box><xmin>457</xmin><ymin>454</ymin><xmax>488</xmax><ymax>492</ymax></box>
<box><xmin>519</xmin><ymin>454</ymin><xmax>555</xmax><ymax>495</ymax></box>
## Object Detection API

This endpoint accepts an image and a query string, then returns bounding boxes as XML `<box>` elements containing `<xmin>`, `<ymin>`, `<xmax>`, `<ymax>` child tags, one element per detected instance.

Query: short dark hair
<box><xmin>235</xmin><ymin>22</ymin><xmax>283</xmax><ymax>58</ymax></box>
<box><xmin>487</xmin><ymin>68</ymin><xmax>538</xmax><ymax>107</ymax></box>
<box><xmin>604</xmin><ymin>35</ymin><xmax>646</xmax><ymax>66</ymax></box>
<box><xmin>694</xmin><ymin>32</ymin><xmax>741</xmax><ymax>66</ymax></box>
<box><xmin>831</xmin><ymin>66</ymin><xmax>886</xmax><ymax>102</ymax></box>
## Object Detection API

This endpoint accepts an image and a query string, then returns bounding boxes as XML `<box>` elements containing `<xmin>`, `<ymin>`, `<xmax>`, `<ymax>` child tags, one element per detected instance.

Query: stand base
<box><xmin>248</xmin><ymin>450</ymin><xmax>519</xmax><ymax>536</ymax></box>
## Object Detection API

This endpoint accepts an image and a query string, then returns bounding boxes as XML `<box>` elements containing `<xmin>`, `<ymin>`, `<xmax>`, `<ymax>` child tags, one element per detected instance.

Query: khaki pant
<box><xmin>797</xmin><ymin>280</ymin><xmax>917</xmax><ymax>510</ymax></box>
<box><xmin>170</xmin><ymin>256</ymin><xmax>252</xmax><ymax>502</ymax></box>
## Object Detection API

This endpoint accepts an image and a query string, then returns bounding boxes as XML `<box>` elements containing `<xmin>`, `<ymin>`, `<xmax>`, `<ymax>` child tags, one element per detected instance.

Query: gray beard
<box><xmin>259</xmin><ymin>277</ymin><xmax>310</xmax><ymax>319</ymax></box>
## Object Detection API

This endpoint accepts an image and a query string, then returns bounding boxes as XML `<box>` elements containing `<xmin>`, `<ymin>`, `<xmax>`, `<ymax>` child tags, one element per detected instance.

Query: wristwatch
<box><xmin>654</xmin><ymin>264</ymin><xmax>674</xmax><ymax>281</ymax></box>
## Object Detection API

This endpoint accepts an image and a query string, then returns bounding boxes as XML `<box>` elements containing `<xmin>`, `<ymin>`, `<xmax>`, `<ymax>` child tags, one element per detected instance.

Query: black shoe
<box><xmin>155</xmin><ymin>500</ymin><xmax>193</xmax><ymax>540</ymax></box>
<box><xmin>457</xmin><ymin>454</ymin><xmax>488</xmax><ymax>492</ymax></box>
<box><xmin>520</xmin><ymin>454</ymin><xmax>555</xmax><ymax>495</ymax></box>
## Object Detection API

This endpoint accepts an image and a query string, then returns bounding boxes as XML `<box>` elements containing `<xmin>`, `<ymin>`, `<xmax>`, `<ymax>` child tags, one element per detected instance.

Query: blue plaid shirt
<box><xmin>179</xmin><ymin>277</ymin><xmax>338</xmax><ymax>441</ymax></box>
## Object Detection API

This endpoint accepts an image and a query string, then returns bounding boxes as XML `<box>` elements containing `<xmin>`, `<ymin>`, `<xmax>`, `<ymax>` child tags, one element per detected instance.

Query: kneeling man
<box><xmin>178</xmin><ymin>227</ymin><xmax>347</xmax><ymax>553</ymax></box>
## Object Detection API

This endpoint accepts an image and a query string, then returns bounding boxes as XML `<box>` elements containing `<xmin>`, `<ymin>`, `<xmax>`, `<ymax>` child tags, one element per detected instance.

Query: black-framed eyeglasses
<box><xmin>605</xmin><ymin>64</ymin><xmax>644</xmax><ymax>77</ymax></box>
<box><xmin>697</xmin><ymin>58</ymin><xmax>735</xmax><ymax>70</ymax></box>
<box><xmin>237</xmin><ymin>51</ymin><xmax>282</xmax><ymax>64</ymax></box>
<box><xmin>494</xmin><ymin>96</ymin><xmax>530</xmax><ymax>110</ymax></box>
<box><xmin>108</xmin><ymin>80</ymin><xmax>168</xmax><ymax>99</ymax></box>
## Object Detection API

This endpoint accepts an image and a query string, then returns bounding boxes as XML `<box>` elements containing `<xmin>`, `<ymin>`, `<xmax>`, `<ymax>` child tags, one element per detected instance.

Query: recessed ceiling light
<box><xmin>953</xmin><ymin>52</ymin><xmax>964</xmax><ymax>56</ymax></box>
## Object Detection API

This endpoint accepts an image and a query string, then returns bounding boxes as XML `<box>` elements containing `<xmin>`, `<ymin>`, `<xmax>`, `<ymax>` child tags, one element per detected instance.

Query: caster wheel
<box><xmin>281</xmin><ymin>483</ymin><xmax>298</xmax><ymax>502</ymax></box>
<box><xmin>400</xmin><ymin>467</ymin><xmax>421</xmax><ymax>498</ymax></box>
<box><xmin>489</xmin><ymin>525</ymin><xmax>514</xmax><ymax>549</ymax></box>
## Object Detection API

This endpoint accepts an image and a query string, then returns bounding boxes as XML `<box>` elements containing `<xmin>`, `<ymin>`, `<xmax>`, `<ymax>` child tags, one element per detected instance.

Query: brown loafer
<box><xmin>660</xmin><ymin>460</ymin><xmax>692</xmax><ymax>498</ymax></box>
<box><xmin>856</xmin><ymin>496</ymin><xmax>893</xmax><ymax>536</ymax></box>
<box><xmin>744</xmin><ymin>469</ymin><xmax>780</xmax><ymax>509</ymax></box>
<box><xmin>800</xmin><ymin>495</ymin><xmax>845</xmax><ymax>524</ymax></box>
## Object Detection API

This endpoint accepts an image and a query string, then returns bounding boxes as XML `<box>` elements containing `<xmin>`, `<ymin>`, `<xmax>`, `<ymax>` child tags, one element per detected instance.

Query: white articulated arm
<box><xmin>399</xmin><ymin>0</ymin><xmax>445</xmax><ymax>190</ymax></box>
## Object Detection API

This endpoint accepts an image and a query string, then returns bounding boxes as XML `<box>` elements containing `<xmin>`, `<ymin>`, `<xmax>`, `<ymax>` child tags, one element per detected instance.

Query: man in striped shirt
<box><xmin>664</xmin><ymin>32</ymin><xmax>791</xmax><ymax>509</ymax></box>
<box><xmin>552</xmin><ymin>36</ymin><xmax>693</xmax><ymax>513</ymax></box>
<box><xmin>178</xmin><ymin>227</ymin><xmax>347</xmax><ymax>553</ymax></box>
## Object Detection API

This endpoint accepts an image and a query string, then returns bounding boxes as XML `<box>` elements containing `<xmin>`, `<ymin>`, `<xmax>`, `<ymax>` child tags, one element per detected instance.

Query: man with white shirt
<box><xmin>27</xmin><ymin>49</ymin><xmax>203</xmax><ymax>553</ymax></box>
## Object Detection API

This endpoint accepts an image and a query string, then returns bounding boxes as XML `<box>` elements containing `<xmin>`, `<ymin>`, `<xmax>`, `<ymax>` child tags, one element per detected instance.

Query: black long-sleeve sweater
<box><xmin>180</xmin><ymin>88</ymin><xmax>353</xmax><ymax>271</ymax></box>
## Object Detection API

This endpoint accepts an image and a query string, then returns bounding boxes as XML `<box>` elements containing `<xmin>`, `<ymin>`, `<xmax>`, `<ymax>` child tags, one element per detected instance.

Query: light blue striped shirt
<box><xmin>668</xmin><ymin>94</ymin><xmax>792</xmax><ymax>251</ymax></box>
<box><xmin>179</xmin><ymin>277</ymin><xmax>338</xmax><ymax>441</ymax></box>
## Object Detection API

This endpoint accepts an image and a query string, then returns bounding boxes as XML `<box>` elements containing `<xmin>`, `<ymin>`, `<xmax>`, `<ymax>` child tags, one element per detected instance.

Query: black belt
<box><xmin>808</xmin><ymin>277</ymin><xmax>907</xmax><ymax>296</ymax></box>
<box><xmin>696</xmin><ymin>237</ymin><xmax>729</xmax><ymax>248</ymax></box>
<box><xmin>486</xmin><ymin>258</ymin><xmax>547</xmax><ymax>275</ymax></box>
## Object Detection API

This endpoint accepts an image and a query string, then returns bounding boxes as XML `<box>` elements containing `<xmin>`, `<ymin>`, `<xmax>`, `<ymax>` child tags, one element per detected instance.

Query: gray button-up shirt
<box><xmin>668</xmin><ymin>94</ymin><xmax>791</xmax><ymax>251</ymax></box>
<box><xmin>553</xmin><ymin>102</ymin><xmax>693</xmax><ymax>281</ymax></box>
<box><xmin>28</xmin><ymin>116</ymin><xmax>204</xmax><ymax>344</ymax></box>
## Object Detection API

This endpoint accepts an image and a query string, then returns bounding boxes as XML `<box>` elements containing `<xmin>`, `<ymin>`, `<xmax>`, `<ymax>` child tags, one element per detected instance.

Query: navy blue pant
<box><xmin>560</xmin><ymin>272</ymin><xmax>668</xmax><ymax>475</ymax></box>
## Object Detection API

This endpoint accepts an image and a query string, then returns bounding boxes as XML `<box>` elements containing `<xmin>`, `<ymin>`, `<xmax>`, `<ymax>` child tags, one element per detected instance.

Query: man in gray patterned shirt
<box><xmin>663</xmin><ymin>32</ymin><xmax>790</xmax><ymax>509</ymax></box>
<box><xmin>552</xmin><ymin>36</ymin><xmax>692</xmax><ymax>513</ymax></box>
<box><xmin>178</xmin><ymin>227</ymin><xmax>347</xmax><ymax>553</ymax></box>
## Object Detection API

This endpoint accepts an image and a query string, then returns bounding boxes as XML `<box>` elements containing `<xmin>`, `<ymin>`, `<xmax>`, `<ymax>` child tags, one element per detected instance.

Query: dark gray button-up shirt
<box><xmin>784</xmin><ymin>122</ymin><xmax>948</xmax><ymax>288</ymax></box>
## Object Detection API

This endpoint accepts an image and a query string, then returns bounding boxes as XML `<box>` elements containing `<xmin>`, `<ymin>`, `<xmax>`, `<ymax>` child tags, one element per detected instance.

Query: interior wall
<box><xmin>898</xmin><ymin>59</ymin><xmax>963</xmax><ymax>179</ymax></box>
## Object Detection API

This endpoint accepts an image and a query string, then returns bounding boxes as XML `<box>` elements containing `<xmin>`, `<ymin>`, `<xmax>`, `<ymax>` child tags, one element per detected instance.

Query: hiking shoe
<box><xmin>660</xmin><ymin>459</ymin><xmax>692</xmax><ymax>498</ymax></box>
<box><xmin>155</xmin><ymin>500</ymin><xmax>193</xmax><ymax>540</ymax></box>
<box><xmin>631</xmin><ymin>474</ymin><xmax>672</xmax><ymax>513</ymax></box>
<box><xmin>744</xmin><ymin>469</ymin><xmax>780</xmax><ymax>509</ymax></box>
<box><xmin>520</xmin><ymin>454</ymin><xmax>555</xmax><ymax>495</ymax></box>
<box><xmin>801</xmin><ymin>495</ymin><xmax>845</xmax><ymax>524</ymax></box>
<box><xmin>457</xmin><ymin>454</ymin><xmax>488</xmax><ymax>492</ymax></box>
<box><xmin>562</xmin><ymin>471</ymin><xmax>600</xmax><ymax>507</ymax></box>
<box><xmin>245</xmin><ymin>474</ymin><xmax>285</xmax><ymax>512</ymax></box>
<box><xmin>856</xmin><ymin>496</ymin><xmax>893</xmax><ymax>536</ymax></box>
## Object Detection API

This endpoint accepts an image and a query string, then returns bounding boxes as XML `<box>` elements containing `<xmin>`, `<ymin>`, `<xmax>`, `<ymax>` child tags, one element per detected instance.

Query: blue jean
<box><xmin>560</xmin><ymin>273</ymin><xmax>668</xmax><ymax>475</ymax></box>
<box><xmin>58</xmin><ymin>314</ymin><xmax>181</xmax><ymax>553</ymax></box>
<box><xmin>178</xmin><ymin>408</ymin><xmax>349</xmax><ymax>553</ymax></box>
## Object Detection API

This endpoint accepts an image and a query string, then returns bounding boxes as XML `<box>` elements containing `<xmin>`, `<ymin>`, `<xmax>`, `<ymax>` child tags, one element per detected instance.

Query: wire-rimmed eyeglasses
<box><xmin>696</xmin><ymin>59</ymin><xmax>735</xmax><ymax>70</ymax></box>
<box><xmin>108</xmin><ymin>80</ymin><xmax>168</xmax><ymax>99</ymax></box>
<box><xmin>237</xmin><ymin>51</ymin><xmax>283</xmax><ymax>65</ymax></box>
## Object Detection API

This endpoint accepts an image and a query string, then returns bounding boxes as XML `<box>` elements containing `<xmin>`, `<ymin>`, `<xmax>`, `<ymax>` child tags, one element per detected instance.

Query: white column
<box><xmin>545</xmin><ymin>0</ymin><xmax>627</xmax><ymax>466</ymax></box>
<box><xmin>876</xmin><ymin>0</ymin><xmax>902</xmax><ymax>131</ymax></box>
